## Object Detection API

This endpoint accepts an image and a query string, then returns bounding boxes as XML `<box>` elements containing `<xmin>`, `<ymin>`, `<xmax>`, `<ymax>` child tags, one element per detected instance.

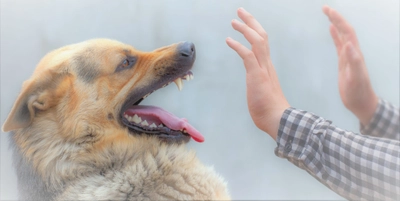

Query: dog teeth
<box><xmin>183</xmin><ymin>129</ymin><xmax>187</xmax><ymax>133</ymax></box>
<box><xmin>174</xmin><ymin>78</ymin><xmax>183</xmax><ymax>91</ymax></box>
<box><xmin>132</xmin><ymin>114</ymin><xmax>142</xmax><ymax>124</ymax></box>
<box><xmin>127</xmin><ymin>114</ymin><xmax>162</xmax><ymax>129</ymax></box>
<box><xmin>183</xmin><ymin>74</ymin><xmax>194</xmax><ymax>81</ymax></box>
<box><xmin>141</xmin><ymin>120</ymin><xmax>149</xmax><ymax>126</ymax></box>
<box><xmin>143</xmin><ymin>93</ymin><xmax>150</xmax><ymax>99</ymax></box>
<box><xmin>162</xmin><ymin>83</ymin><xmax>170</xmax><ymax>88</ymax></box>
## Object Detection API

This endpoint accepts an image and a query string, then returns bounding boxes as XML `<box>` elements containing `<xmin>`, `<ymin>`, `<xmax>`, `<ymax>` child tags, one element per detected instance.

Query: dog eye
<box><xmin>122</xmin><ymin>59</ymin><xmax>129</xmax><ymax>67</ymax></box>
<box><xmin>116</xmin><ymin>58</ymin><xmax>136</xmax><ymax>72</ymax></box>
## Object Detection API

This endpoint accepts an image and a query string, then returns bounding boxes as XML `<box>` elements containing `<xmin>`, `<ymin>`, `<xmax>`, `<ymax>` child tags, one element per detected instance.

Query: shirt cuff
<box><xmin>274</xmin><ymin>107</ymin><xmax>326</xmax><ymax>161</ymax></box>
<box><xmin>359</xmin><ymin>98</ymin><xmax>394</xmax><ymax>137</ymax></box>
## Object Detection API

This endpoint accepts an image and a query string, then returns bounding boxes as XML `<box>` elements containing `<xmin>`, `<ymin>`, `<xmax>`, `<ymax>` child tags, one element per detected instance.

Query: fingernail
<box><xmin>238</xmin><ymin>7</ymin><xmax>245</xmax><ymax>12</ymax></box>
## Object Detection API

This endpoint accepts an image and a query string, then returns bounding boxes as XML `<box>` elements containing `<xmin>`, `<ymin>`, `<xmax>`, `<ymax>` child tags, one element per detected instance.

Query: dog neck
<box><xmin>9</xmin><ymin>132</ymin><xmax>60</xmax><ymax>200</ymax></box>
<box><xmin>9</xmin><ymin>116</ymin><xmax>101</xmax><ymax>200</ymax></box>
<box><xmin>10</xmin><ymin>129</ymin><xmax>230</xmax><ymax>200</ymax></box>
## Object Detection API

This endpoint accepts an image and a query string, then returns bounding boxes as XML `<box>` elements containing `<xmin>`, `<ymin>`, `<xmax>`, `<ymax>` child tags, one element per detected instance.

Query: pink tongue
<box><xmin>125</xmin><ymin>105</ymin><xmax>204</xmax><ymax>142</ymax></box>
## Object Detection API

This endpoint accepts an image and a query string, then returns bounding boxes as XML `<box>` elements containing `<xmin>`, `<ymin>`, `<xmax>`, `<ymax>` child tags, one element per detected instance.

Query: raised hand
<box><xmin>323</xmin><ymin>6</ymin><xmax>378</xmax><ymax>126</ymax></box>
<box><xmin>226</xmin><ymin>8</ymin><xmax>290</xmax><ymax>140</ymax></box>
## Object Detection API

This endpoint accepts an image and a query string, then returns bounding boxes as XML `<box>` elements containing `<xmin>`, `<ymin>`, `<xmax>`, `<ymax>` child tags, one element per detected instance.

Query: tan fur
<box><xmin>3</xmin><ymin>39</ymin><xmax>230</xmax><ymax>200</ymax></box>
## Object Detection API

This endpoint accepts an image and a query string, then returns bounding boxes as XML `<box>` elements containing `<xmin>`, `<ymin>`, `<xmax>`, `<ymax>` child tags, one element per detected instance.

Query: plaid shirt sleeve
<box><xmin>275</xmin><ymin>107</ymin><xmax>400</xmax><ymax>201</ymax></box>
<box><xmin>360</xmin><ymin>99</ymin><xmax>400</xmax><ymax>140</ymax></box>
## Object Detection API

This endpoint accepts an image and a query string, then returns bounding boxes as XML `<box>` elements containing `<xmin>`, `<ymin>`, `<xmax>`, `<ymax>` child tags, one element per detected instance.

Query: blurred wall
<box><xmin>1</xmin><ymin>0</ymin><xmax>398</xmax><ymax>200</ymax></box>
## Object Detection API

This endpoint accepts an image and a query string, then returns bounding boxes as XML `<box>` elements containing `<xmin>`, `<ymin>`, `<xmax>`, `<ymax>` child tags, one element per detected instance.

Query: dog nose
<box><xmin>178</xmin><ymin>42</ymin><xmax>195</xmax><ymax>58</ymax></box>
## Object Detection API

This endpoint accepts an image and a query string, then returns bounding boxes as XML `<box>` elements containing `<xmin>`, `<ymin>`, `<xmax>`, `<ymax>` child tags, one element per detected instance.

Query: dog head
<box><xmin>3</xmin><ymin>39</ymin><xmax>205</xmax><ymax>180</ymax></box>
<box><xmin>3</xmin><ymin>38</ymin><xmax>203</xmax><ymax>141</ymax></box>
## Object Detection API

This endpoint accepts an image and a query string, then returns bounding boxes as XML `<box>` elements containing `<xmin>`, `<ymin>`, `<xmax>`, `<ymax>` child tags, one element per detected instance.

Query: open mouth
<box><xmin>119</xmin><ymin>42</ymin><xmax>204</xmax><ymax>143</ymax></box>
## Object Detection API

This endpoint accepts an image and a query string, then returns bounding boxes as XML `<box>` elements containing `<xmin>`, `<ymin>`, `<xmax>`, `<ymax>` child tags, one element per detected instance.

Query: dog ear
<box><xmin>2</xmin><ymin>76</ymin><xmax>57</xmax><ymax>132</ymax></box>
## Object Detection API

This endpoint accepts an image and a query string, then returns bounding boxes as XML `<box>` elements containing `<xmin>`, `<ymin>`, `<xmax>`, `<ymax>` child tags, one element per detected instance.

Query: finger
<box><xmin>338</xmin><ymin>42</ymin><xmax>364</xmax><ymax>82</ymax></box>
<box><xmin>323</xmin><ymin>6</ymin><xmax>359</xmax><ymax>47</ymax></box>
<box><xmin>329</xmin><ymin>24</ymin><xmax>343</xmax><ymax>55</ymax></box>
<box><xmin>322</xmin><ymin>5</ymin><xmax>330</xmax><ymax>16</ymax></box>
<box><xmin>235</xmin><ymin>8</ymin><xmax>271</xmax><ymax>68</ymax></box>
<box><xmin>345</xmin><ymin>42</ymin><xmax>363</xmax><ymax>70</ymax></box>
<box><xmin>338</xmin><ymin>43</ymin><xmax>347</xmax><ymax>73</ymax></box>
<box><xmin>340</xmin><ymin>42</ymin><xmax>358</xmax><ymax>83</ymax></box>
<box><xmin>226</xmin><ymin>37</ymin><xmax>262</xmax><ymax>73</ymax></box>
<box><xmin>237</xmin><ymin>7</ymin><xmax>269</xmax><ymax>41</ymax></box>
<box><xmin>231</xmin><ymin>19</ymin><xmax>270</xmax><ymax>68</ymax></box>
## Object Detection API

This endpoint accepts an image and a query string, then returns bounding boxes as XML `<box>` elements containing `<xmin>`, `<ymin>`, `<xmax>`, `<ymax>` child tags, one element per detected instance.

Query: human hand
<box><xmin>226</xmin><ymin>8</ymin><xmax>290</xmax><ymax>140</ymax></box>
<box><xmin>323</xmin><ymin>6</ymin><xmax>378</xmax><ymax>126</ymax></box>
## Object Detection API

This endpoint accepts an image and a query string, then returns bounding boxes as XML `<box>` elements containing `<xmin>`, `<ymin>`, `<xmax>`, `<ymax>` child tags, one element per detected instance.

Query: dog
<box><xmin>2</xmin><ymin>39</ymin><xmax>230</xmax><ymax>200</ymax></box>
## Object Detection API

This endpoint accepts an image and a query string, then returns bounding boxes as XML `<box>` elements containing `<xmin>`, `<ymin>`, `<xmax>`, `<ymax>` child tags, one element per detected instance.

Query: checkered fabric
<box><xmin>360</xmin><ymin>99</ymin><xmax>400</xmax><ymax>141</ymax></box>
<box><xmin>275</xmin><ymin>99</ymin><xmax>400</xmax><ymax>200</ymax></box>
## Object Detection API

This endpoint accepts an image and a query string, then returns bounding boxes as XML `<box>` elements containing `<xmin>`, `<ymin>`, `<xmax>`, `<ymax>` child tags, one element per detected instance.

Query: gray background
<box><xmin>1</xmin><ymin>0</ymin><xmax>399</xmax><ymax>200</ymax></box>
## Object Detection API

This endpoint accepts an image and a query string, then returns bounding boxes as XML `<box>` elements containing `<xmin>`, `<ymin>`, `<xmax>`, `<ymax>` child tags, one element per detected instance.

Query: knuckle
<box><xmin>244</xmin><ymin>51</ymin><xmax>255</xmax><ymax>58</ymax></box>
<box><xmin>256</xmin><ymin>36</ymin><xmax>265</xmax><ymax>44</ymax></box>
<box><xmin>352</xmin><ymin>55</ymin><xmax>362</xmax><ymax>64</ymax></box>
<box><xmin>247</xmin><ymin>14</ymin><xmax>255</xmax><ymax>20</ymax></box>
<box><xmin>261</xmin><ymin>31</ymin><xmax>269</xmax><ymax>40</ymax></box>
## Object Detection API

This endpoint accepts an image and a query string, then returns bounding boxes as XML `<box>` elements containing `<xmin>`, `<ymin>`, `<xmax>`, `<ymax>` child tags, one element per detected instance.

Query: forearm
<box><xmin>275</xmin><ymin>108</ymin><xmax>400</xmax><ymax>200</ymax></box>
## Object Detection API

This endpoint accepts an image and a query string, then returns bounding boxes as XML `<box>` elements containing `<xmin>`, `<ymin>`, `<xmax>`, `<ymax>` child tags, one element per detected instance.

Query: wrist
<box><xmin>354</xmin><ymin>94</ymin><xmax>378</xmax><ymax>127</ymax></box>
<box><xmin>259</xmin><ymin>107</ymin><xmax>289</xmax><ymax>141</ymax></box>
